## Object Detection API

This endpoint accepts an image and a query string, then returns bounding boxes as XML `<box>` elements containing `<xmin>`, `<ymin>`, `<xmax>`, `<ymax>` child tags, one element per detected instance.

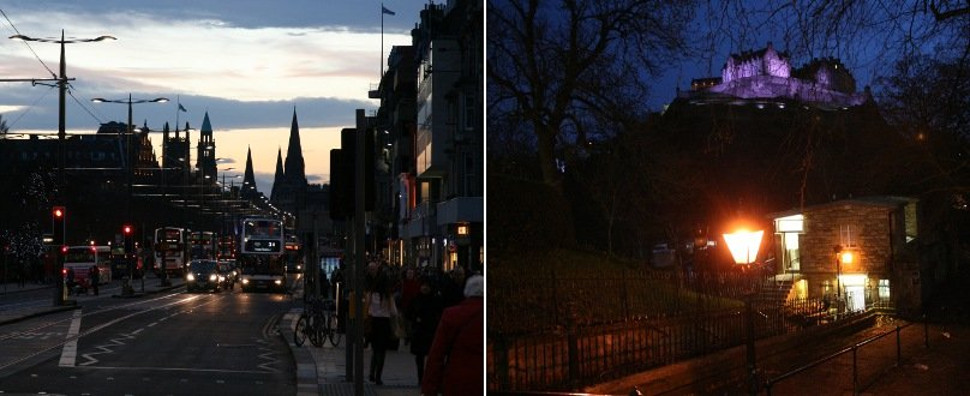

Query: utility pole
<box><xmin>9</xmin><ymin>30</ymin><xmax>115</xmax><ymax>307</ymax></box>
<box><xmin>353</xmin><ymin>109</ymin><xmax>367</xmax><ymax>396</ymax></box>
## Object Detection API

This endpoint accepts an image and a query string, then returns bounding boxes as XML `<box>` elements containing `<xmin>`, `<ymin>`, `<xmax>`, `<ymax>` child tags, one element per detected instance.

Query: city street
<box><xmin>0</xmin><ymin>275</ymin><xmax>298</xmax><ymax>395</ymax></box>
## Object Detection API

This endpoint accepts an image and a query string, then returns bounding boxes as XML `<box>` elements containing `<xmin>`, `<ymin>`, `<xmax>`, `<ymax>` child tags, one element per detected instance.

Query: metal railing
<box><xmin>764</xmin><ymin>321</ymin><xmax>926</xmax><ymax>395</ymax></box>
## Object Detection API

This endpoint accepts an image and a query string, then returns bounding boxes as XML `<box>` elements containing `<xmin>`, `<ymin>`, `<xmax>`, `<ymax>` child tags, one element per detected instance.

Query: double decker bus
<box><xmin>154</xmin><ymin>227</ymin><xmax>188</xmax><ymax>276</ymax></box>
<box><xmin>218</xmin><ymin>234</ymin><xmax>237</xmax><ymax>259</ymax></box>
<box><xmin>238</xmin><ymin>218</ymin><xmax>286</xmax><ymax>292</ymax></box>
<box><xmin>189</xmin><ymin>231</ymin><xmax>218</xmax><ymax>260</ymax></box>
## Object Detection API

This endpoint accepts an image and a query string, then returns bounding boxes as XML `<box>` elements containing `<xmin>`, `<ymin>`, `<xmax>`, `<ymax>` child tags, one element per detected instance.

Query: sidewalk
<box><xmin>283</xmin><ymin>309</ymin><xmax>422</xmax><ymax>396</ymax></box>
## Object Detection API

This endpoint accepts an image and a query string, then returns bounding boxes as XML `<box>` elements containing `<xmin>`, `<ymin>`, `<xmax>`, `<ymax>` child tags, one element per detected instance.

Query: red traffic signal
<box><xmin>60</xmin><ymin>245</ymin><xmax>68</xmax><ymax>255</ymax></box>
<box><xmin>52</xmin><ymin>206</ymin><xmax>66</xmax><ymax>219</ymax></box>
<box><xmin>123</xmin><ymin>225</ymin><xmax>133</xmax><ymax>236</ymax></box>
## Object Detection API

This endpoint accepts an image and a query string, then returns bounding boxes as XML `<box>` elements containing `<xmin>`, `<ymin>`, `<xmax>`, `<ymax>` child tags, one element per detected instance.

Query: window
<box><xmin>878</xmin><ymin>279</ymin><xmax>890</xmax><ymax>299</ymax></box>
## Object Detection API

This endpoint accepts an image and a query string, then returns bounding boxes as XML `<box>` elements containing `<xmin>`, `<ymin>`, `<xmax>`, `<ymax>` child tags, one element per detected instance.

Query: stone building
<box><xmin>769</xmin><ymin>197</ymin><xmax>922</xmax><ymax>314</ymax></box>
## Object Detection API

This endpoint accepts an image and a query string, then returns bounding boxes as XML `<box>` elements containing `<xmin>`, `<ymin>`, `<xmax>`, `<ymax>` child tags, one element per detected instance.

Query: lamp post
<box><xmin>833</xmin><ymin>245</ymin><xmax>853</xmax><ymax>316</ymax></box>
<box><xmin>92</xmin><ymin>94</ymin><xmax>168</xmax><ymax>290</ymax></box>
<box><xmin>723</xmin><ymin>228</ymin><xmax>764</xmax><ymax>396</ymax></box>
<box><xmin>11</xmin><ymin>31</ymin><xmax>115</xmax><ymax>307</ymax></box>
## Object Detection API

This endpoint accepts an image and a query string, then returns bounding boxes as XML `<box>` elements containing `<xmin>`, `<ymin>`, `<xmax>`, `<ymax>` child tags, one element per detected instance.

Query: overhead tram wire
<box><xmin>4</xmin><ymin>85</ymin><xmax>55</xmax><ymax>129</ymax></box>
<box><xmin>0</xmin><ymin>7</ymin><xmax>57</xmax><ymax>78</ymax></box>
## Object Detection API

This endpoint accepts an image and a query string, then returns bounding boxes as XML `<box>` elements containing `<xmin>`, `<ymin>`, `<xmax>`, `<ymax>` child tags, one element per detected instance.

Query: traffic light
<box><xmin>123</xmin><ymin>224</ymin><xmax>133</xmax><ymax>236</ymax></box>
<box><xmin>52</xmin><ymin>206</ymin><xmax>66</xmax><ymax>246</ymax></box>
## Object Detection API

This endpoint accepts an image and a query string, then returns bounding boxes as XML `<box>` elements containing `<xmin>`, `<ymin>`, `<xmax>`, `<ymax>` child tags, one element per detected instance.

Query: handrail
<box><xmin>765</xmin><ymin>321</ymin><xmax>916</xmax><ymax>395</ymax></box>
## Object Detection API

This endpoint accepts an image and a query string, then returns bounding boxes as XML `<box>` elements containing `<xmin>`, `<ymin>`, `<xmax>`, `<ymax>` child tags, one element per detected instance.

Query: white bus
<box><xmin>64</xmin><ymin>245</ymin><xmax>112</xmax><ymax>288</ymax></box>
<box><xmin>238</xmin><ymin>218</ymin><xmax>286</xmax><ymax>292</ymax></box>
<box><xmin>154</xmin><ymin>227</ymin><xmax>189</xmax><ymax>276</ymax></box>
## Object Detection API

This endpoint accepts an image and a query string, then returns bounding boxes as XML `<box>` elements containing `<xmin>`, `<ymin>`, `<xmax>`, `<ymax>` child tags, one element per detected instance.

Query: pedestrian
<box><xmin>65</xmin><ymin>267</ymin><xmax>75</xmax><ymax>295</ymax></box>
<box><xmin>439</xmin><ymin>266</ymin><xmax>467</xmax><ymax>308</ymax></box>
<box><xmin>367</xmin><ymin>273</ymin><xmax>398</xmax><ymax>386</ymax></box>
<box><xmin>406</xmin><ymin>276</ymin><xmax>443</xmax><ymax>384</ymax></box>
<box><xmin>89</xmin><ymin>265</ymin><xmax>100</xmax><ymax>296</ymax></box>
<box><xmin>421</xmin><ymin>274</ymin><xmax>483</xmax><ymax>396</ymax></box>
<box><xmin>319</xmin><ymin>269</ymin><xmax>330</xmax><ymax>299</ymax></box>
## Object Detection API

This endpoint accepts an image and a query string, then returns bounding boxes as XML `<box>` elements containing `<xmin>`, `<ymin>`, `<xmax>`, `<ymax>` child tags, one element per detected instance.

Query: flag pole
<box><xmin>175</xmin><ymin>95</ymin><xmax>181</xmax><ymax>131</ymax></box>
<box><xmin>381</xmin><ymin>3</ymin><xmax>384</xmax><ymax>78</ymax></box>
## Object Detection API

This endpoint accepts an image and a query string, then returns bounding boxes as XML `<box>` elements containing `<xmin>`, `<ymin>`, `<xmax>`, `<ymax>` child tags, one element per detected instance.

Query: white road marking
<box><xmin>58</xmin><ymin>309</ymin><xmax>83</xmax><ymax>367</ymax></box>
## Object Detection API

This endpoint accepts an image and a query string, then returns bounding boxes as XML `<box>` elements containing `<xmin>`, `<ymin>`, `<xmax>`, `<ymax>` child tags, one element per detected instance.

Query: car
<box><xmin>185</xmin><ymin>259</ymin><xmax>224</xmax><ymax>293</ymax></box>
<box><xmin>217</xmin><ymin>259</ymin><xmax>238</xmax><ymax>290</ymax></box>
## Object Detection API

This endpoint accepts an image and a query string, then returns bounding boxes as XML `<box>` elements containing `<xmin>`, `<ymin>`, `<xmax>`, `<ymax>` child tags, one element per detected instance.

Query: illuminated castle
<box><xmin>688</xmin><ymin>42</ymin><xmax>869</xmax><ymax>108</ymax></box>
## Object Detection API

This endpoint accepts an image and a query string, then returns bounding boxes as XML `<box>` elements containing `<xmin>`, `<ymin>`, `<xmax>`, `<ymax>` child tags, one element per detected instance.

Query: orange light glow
<box><xmin>723</xmin><ymin>229</ymin><xmax>764</xmax><ymax>265</ymax></box>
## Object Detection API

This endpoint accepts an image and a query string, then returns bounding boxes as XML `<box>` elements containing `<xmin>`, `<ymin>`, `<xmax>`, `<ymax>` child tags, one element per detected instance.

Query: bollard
<box><xmin>897</xmin><ymin>325</ymin><xmax>902</xmax><ymax>366</ymax></box>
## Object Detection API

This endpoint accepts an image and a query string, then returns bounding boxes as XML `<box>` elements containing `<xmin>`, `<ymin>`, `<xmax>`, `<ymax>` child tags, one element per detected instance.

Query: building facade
<box><xmin>373</xmin><ymin>0</ymin><xmax>483</xmax><ymax>271</ymax></box>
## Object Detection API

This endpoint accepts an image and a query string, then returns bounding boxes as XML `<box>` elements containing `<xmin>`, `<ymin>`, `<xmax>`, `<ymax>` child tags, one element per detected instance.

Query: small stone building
<box><xmin>769</xmin><ymin>196</ymin><xmax>921</xmax><ymax>313</ymax></box>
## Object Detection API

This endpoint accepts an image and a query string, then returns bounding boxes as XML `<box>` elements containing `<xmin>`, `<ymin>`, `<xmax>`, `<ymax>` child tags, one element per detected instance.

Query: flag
<box><xmin>382</xmin><ymin>5</ymin><xmax>395</xmax><ymax>16</ymax></box>
<box><xmin>178</xmin><ymin>103</ymin><xmax>187</xmax><ymax>112</ymax></box>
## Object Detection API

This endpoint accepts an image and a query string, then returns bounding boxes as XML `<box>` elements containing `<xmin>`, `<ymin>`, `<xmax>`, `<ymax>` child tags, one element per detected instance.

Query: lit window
<box><xmin>878</xmin><ymin>279</ymin><xmax>890</xmax><ymax>299</ymax></box>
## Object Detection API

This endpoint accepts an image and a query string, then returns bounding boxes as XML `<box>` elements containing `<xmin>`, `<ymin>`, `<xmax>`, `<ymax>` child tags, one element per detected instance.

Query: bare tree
<box><xmin>487</xmin><ymin>0</ymin><xmax>695</xmax><ymax>189</ymax></box>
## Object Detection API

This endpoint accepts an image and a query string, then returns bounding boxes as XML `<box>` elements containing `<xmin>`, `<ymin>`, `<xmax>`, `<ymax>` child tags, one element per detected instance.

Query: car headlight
<box><xmin>241</xmin><ymin>278</ymin><xmax>250</xmax><ymax>284</ymax></box>
<box><xmin>209</xmin><ymin>274</ymin><xmax>218</xmax><ymax>282</ymax></box>
<box><xmin>218</xmin><ymin>275</ymin><xmax>225</xmax><ymax>282</ymax></box>
<box><xmin>186</xmin><ymin>273</ymin><xmax>196</xmax><ymax>281</ymax></box>
<box><xmin>274</xmin><ymin>279</ymin><xmax>283</xmax><ymax>285</ymax></box>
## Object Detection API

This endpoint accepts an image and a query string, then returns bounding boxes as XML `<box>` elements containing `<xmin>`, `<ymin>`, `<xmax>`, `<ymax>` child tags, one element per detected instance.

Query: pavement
<box><xmin>283</xmin><ymin>309</ymin><xmax>423</xmax><ymax>396</ymax></box>
<box><xmin>1</xmin><ymin>278</ymin><xmax>423</xmax><ymax>396</ymax></box>
<box><xmin>587</xmin><ymin>313</ymin><xmax>970</xmax><ymax>396</ymax></box>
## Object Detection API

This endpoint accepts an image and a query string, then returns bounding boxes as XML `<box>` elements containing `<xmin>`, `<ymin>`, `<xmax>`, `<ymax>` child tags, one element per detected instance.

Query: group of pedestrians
<box><xmin>353</xmin><ymin>260</ymin><xmax>483</xmax><ymax>395</ymax></box>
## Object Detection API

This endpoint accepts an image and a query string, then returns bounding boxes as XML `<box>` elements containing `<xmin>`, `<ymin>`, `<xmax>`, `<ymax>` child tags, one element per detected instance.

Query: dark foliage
<box><xmin>488</xmin><ymin>174</ymin><xmax>575</xmax><ymax>257</ymax></box>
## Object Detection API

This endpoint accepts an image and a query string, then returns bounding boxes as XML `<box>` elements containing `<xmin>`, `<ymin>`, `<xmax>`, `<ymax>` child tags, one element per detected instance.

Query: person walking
<box><xmin>407</xmin><ymin>276</ymin><xmax>443</xmax><ymax>384</ymax></box>
<box><xmin>88</xmin><ymin>264</ymin><xmax>100</xmax><ymax>296</ymax></box>
<box><xmin>421</xmin><ymin>274</ymin><xmax>483</xmax><ymax>396</ymax></box>
<box><xmin>367</xmin><ymin>273</ymin><xmax>398</xmax><ymax>385</ymax></box>
<box><xmin>65</xmin><ymin>267</ymin><xmax>75</xmax><ymax>296</ymax></box>
<box><xmin>439</xmin><ymin>266</ymin><xmax>467</xmax><ymax>308</ymax></box>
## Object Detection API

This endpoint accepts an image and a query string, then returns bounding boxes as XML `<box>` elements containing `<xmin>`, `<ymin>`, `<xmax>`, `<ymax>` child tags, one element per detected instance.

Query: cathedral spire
<box><xmin>242</xmin><ymin>145</ymin><xmax>258</xmax><ymax>199</ymax></box>
<box><xmin>283</xmin><ymin>108</ymin><xmax>307</xmax><ymax>184</ymax></box>
<box><xmin>271</xmin><ymin>146</ymin><xmax>285</xmax><ymax>200</ymax></box>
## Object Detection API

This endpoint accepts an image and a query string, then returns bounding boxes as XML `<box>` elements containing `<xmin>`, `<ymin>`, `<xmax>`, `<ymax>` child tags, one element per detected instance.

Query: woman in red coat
<box><xmin>421</xmin><ymin>274</ymin><xmax>483</xmax><ymax>396</ymax></box>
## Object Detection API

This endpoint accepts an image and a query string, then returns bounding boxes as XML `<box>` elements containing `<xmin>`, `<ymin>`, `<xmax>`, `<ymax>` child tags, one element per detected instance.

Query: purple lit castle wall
<box><xmin>689</xmin><ymin>42</ymin><xmax>869</xmax><ymax>107</ymax></box>
<box><xmin>722</xmin><ymin>42</ymin><xmax>791</xmax><ymax>82</ymax></box>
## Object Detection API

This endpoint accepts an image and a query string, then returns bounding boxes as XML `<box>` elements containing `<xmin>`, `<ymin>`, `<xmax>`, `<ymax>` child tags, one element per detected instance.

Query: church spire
<box><xmin>271</xmin><ymin>146</ymin><xmax>285</xmax><ymax>200</ymax></box>
<box><xmin>242</xmin><ymin>145</ymin><xmax>258</xmax><ymax>199</ymax></box>
<box><xmin>283</xmin><ymin>108</ymin><xmax>307</xmax><ymax>184</ymax></box>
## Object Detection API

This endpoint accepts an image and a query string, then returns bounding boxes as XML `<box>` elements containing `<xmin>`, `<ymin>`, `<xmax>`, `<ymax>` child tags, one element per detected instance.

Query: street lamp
<box><xmin>92</xmin><ymin>94</ymin><xmax>168</xmax><ymax>287</ymax></box>
<box><xmin>833</xmin><ymin>245</ymin><xmax>853</xmax><ymax>315</ymax></box>
<box><xmin>723</xmin><ymin>227</ymin><xmax>764</xmax><ymax>396</ymax></box>
<box><xmin>11</xmin><ymin>31</ymin><xmax>115</xmax><ymax>307</ymax></box>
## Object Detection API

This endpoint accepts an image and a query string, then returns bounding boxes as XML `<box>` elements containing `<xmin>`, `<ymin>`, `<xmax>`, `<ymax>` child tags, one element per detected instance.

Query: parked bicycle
<box><xmin>294</xmin><ymin>297</ymin><xmax>341</xmax><ymax>347</ymax></box>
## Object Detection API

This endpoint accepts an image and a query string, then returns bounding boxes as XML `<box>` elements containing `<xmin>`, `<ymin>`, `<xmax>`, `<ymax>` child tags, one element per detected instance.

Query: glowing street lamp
<box><xmin>833</xmin><ymin>245</ymin><xmax>854</xmax><ymax>314</ymax></box>
<box><xmin>723</xmin><ymin>227</ymin><xmax>765</xmax><ymax>395</ymax></box>
<box><xmin>723</xmin><ymin>229</ymin><xmax>764</xmax><ymax>265</ymax></box>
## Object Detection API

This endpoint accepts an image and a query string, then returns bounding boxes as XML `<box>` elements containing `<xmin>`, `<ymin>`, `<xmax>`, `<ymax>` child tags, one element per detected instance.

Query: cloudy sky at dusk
<box><xmin>0</xmin><ymin>0</ymin><xmax>430</xmax><ymax>194</ymax></box>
